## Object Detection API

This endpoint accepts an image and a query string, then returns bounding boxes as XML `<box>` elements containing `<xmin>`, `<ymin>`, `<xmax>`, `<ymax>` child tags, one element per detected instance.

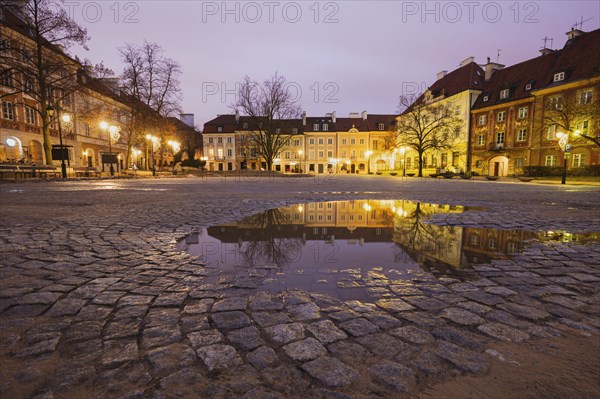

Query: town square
<box><xmin>1</xmin><ymin>1</ymin><xmax>599</xmax><ymax>398</ymax></box>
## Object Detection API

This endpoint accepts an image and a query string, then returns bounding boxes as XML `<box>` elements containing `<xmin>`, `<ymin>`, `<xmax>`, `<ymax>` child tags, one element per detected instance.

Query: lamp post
<box><xmin>46</xmin><ymin>105</ymin><xmax>67</xmax><ymax>178</ymax></box>
<box><xmin>298</xmin><ymin>150</ymin><xmax>303</xmax><ymax>173</ymax></box>
<box><xmin>146</xmin><ymin>134</ymin><xmax>158</xmax><ymax>176</ymax></box>
<box><xmin>365</xmin><ymin>150</ymin><xmax>373</xmax><ymax>174</ymax></box>
<box><xmin>400</xmin><ymin>147</ymin><xmax>407</xmax><ymax>177</ymax></box>
<box><xmin>556</xmin><ymin>131</ymin><xmax>569</xmax><ymax>185</ymax></box>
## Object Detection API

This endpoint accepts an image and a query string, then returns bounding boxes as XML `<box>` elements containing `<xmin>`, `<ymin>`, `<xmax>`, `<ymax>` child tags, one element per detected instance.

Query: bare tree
<box><xmin>393</xmin><ymin>94</ymin><xmax>461</xmax><ymax>176</ymax></box>
<box><xmin>541</xmin><ymin>93</ymin><xmax>600</xmax><ymax>147</ymax></box>
<box><xmin>118</xmin><ymin>41</ymin><xmax>182</xmax><ymax>168</ymax></box>
<box><xmin>233</xmin><ymin>73</ymin><xmax>301</xmax><ymax>171</ymax></box>
<box><xmin>0</xmin><ymin>0</ymin><xmax>89</xmax><ymax>164</ymax></box>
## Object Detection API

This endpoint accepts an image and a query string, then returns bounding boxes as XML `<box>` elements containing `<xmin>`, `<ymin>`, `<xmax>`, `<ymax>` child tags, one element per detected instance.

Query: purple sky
<box><xmin>67</xmin><ymin>1</ymin><xmax>599</xmax><ymax>129</ymax></box>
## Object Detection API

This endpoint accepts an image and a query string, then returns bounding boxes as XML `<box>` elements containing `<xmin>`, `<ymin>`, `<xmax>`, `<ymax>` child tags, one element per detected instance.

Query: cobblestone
<box><xmin>1</xmin><ymin>176</ymin><xmax>599</xmax><ymax>398</ymax></box>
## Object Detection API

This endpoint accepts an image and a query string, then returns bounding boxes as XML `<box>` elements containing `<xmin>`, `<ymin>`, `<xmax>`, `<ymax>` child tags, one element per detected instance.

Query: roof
<box><xmin>407</xmin><ymin>62</ymin><xmax>485</xmax><ymax>112</ymax></box>
<box><xmin>473</xmin><ymin>28</ymin><xmax>600</xmax><ymax>109</ymax></box>
<box><xmin>472</xmin><ymin>52</ymin><xmax>560</xmax><ymax>109</ymax></box>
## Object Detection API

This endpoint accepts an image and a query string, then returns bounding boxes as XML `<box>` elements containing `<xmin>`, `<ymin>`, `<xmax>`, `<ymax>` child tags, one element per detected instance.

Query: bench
<box><xmin>73</xmin><ymin>167</ymin><xmax>101</xmax><ymax>178</ymax></box>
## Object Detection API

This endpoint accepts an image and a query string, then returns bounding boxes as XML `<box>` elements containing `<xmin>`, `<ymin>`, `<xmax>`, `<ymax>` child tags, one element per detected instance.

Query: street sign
<box><xmin>565</xmin><ymin>144</ymin><xmax>572</xmax><ymax>152</ymax></box>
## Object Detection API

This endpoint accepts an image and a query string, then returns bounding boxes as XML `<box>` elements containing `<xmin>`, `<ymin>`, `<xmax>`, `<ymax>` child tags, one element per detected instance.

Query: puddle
<box><xmin>178</xmin><ymin>200</ymin><xmax>598</xmax><ymax>300</ymax></box>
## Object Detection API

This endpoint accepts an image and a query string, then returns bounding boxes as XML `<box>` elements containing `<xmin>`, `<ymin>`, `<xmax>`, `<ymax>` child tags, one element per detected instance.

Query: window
<box><xmin>359</xmin><ymin>139</ymin><xmax>364</xmax><ymax>145</ymax></box>
<box><xmin>2</xmin><ymin>101</ymin><xmax>14</xmax><ymax>120</ymax></box>
<box><xmin>24</xmin><ymin>106</ymin><xmax>36</xmax><ymax>125</ymax></box>
<box><xmin>579</xmin><ymin>89</ymin><xmax>593</xmax><ymax>104</ymax></box>
<box><xmin>549</xmin><ymin>96</ymin><xmax>563</xmax><ymax>110</ymax></box>
<box><xmin>318</xmin><ymin>138</ymin><xmax>324</xmax><ymax>145</ymax></box>
<box><xmin>499</xmin><ymin>89</ymin><xmax>509</xmax><ymax>99</ymax></box>
<box><xmin>313</xmin><ymin>123</ymin><xmax>319</xmax><ymax>131</ymax></box>
<box><xmin>294</xmin><ymin>139</ymin><xmax>300</xmax><ymax>146</ymax></box>
<box><xmin>227</xmin><ymin>137</ymin><xmax>232</xmax><ymax>143</ymax></box>
<box><xmin>1</xmin><ymin>71</ymin><xmax>12</xmax><ymax>87</ymax></box>
<box><xmin>217</xmin><ymin>137</ymin><xmax>223</xmax><ymax>144</ymax></box>
<box><xmin>341</xmin><ymin>150</ymin><xmax>346</xmax><ymax>157</ymax></box>
<box><xmin>553</xmin><ymin>72</ymin><xmax>565</xmax><ymax>82</ymax></box>
<box><xmin>496</xmin><ymin>131</ymin><xmax>505</xmax><ymax>144</ymax></box>
<box><xmin>545</xmin><ymin>155</ymin><xmax>557</xmax><ymax>166</ymax></box>
<box><xmin>217</xmin><ymin>148</ymin><xmax>223</xmax><ymax>158</ymax></box>
<box><xmin>378</xmin><ymin>123</ymin><xmax>385</xmax><ymax>130</ymax></box>
<box><xmin>477</xmin><ymin>134</ymin><xmax>485</xmax><ymax>146</ymax></box>
<box><xmin>217</xmin><ymin>126</ymin><xmax>223</xmax><ymax>132</ymax></box>
<box><xmin>285</xmin><ymin>151</ymin><xmax>291</xmax><ymax>158</ymax></box>
<box><xmin>518</xmin><ymin>107</ymin><xmax>528</xmax><ymax>119</ymax></box>
<box><xmin>327</xmin><ymin>151</ymin><xmax>333</xmax><ymax>157</ymax></box>
<box><xmin>455</xmin><ymin>106</ymin><xmax>461</xmax><ymax>116</ymax></box>
<box><xmin>577</xmin><ymin>120</ymin><xmax>589</xmax><ymax>134</ymax></box>
<box><xmin>572</xmin><ymin>153</ymin><xmax>585</xmax><ymax>168</ymax></box>
<box><xmin>514</xmin><ymin>158</ymin><xmax>524</xmax><ymax>168</ymax></box>
<box><xmin>478</xmin><ymin>115</ymin><xmax>487</xmax><ymax>125</ymax></box>
<box><xmin>327</xmin><ymin>138</ymin><xmax>333</xmax><ymax>145</ymax></box>
<box><xmin>441</xmin><ymin>153</ymin><xmax>448</xmax><ymax>167</ymax></box>
<box><xmin>341</xmin><ymin>138</ymin><xmax>346</xmax><ymax>145</ymax></box>
<box><xmin>243</xmin><ymin>122</ymin><xmax>248</xmax><ymax>129</ymax></box>
<box><xmin>546</xmin><ymin>125</ymin><xmax>557</xmax><ymax>140</ymax></box>
<box><xmin>318</xmin><ymin>151</ymin><xmax>324</xmax><ymax>158</ymax></box>
<box><xmin>226</xmin><ymin>148</ymin><xmax>232</xmax><ymax>157</ymax></box>
<box><xmin>517</xmin><ymin>128</ymin><xmax>527</xmax><ymax>142</ymax></box>
<box><xmin>497</xmin><ymin>111</ymin><xmax>506</xmax><ymax>122</ymax></box>
<box><xmin>525</xmin><ymin>83</ymin><xmax>532</xmax><ymax>91</ymax></box>
<box><xmin>452</xmin><ymin>152</ymin><xmax>459</xmax><ymax>167</ymax></box>
<box><xmin>323</xmin><ymin>124</ymin><xmax>328</xmax><ymax>131</ymax></box>
<box><xmin>350</xmin><ymin>139</ymin><xmax>355</xmax><ymax>145</ymax></box>
<box><xmin>483</xmin><ymin>96</ymin><xmax>489</xmax><ymax>102</ymax></box>
<box><xmin>208</xmin><ymin>137</ymin><xmax>213</xmax><ymax>144</ymax></box>
<box><xmin>372</xmin><ymin>140</ymin><xmax>378</xmax><ymax>150</ymax></box>
<box><xmin>292</xmin><ymin>128</ymin><xmax>298</xmax><ymax>134</ymax></box>
<box><xmin>309</xmin><ymin>138</ymin><xmax>315</xmax><ymax>145</ymax></box>
<box><xmin>488</xmin><ymin>239</ymin><xmax>497</xmax><ymax>249</ymax></box>
<box><xmin>470</xmin><ymin>235</ymin><xmax>479</xmax><ymax>245</ymax></box>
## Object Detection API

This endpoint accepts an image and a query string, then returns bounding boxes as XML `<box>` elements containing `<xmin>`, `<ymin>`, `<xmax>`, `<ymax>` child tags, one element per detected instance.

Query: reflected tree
<box><xmin>239</xmin><ymin>209</ymin><xmax>303</xmax><ymax>267</ymax></box>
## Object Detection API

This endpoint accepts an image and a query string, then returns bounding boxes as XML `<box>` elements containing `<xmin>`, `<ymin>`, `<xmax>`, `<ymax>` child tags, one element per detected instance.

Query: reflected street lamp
<box><xmin>400</xmin><ymin>147</ymin><xmax>407</xmax><ymax>176</ymax></box>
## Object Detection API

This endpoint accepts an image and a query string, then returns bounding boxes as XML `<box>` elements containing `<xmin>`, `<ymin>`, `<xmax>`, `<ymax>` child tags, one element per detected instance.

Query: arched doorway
<box><xmin>488</xmin><ymin>156</ymin><xmax>509</xmax><ymax>177</ymax></box>
<box><xmin>4</xmin><ymin>136</ymin><xmax>23</xmax><ymax>161</ymax></box>
<box><xmin>376</xmin><ymin>159</ymin><xmax>387</xmax><ymax>171</ymax></box>
<box><xmin>28</xmin><ymin>140</ymin><xmax>43</xmax><ymax>164</ymax></box>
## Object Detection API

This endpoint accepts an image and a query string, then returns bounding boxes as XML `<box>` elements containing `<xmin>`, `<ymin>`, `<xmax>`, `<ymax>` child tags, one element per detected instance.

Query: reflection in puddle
<box><xmin>178</xmin><ymin>200</ymin><xmax>598</xmax><ymax>300</ymax></box>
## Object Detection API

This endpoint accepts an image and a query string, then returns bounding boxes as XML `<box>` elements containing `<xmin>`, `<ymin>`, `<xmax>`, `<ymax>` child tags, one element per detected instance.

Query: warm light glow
<box><xmin>99</xmin><ymin>121</ymin><xmax>109</xmax><ymax>130</ymax></box>
<box><xmin>556</xmin><ymin>132</ymin><xmax>565</xmax><ymax>139</ymax></box>
<box><xmin>298</xmin><ymin>150</ymin><xmax>303</xmax><ymax>155</ymax></box>
<box><xmin>363</xmin><ymin>204</ymin><xmax>372</xmax><ymax>211</ymax></box>
<box><xmin>5</xmin><ymin>138</ymin><xmax>16</xmax><ymax>147</ymax></box>
<box><xmin>83</xmin><ymin>150</ymin><xmax>88</xmax><ymax>157</ymax></box>
<box><xmin>167</xmin><ymin>140</ymin><xmax>181</xmax><ymax>153</ymax></box>
<box><xmin>574</xmin><ymin>130</ymin><xmax>581</xmax><ymax>136</ymax></box>
<box><xmin>345</xmin><ymin>160</ymin><xmax>351</xmax><ymax>165</ymax></box>
<box><xmin>298</xmin><ymin>205</ymin><xmax>303</xmax><ymax>212</ymax></box>
<box><xmin>365</xmin><ymin>150</ymin><xmax>373</xmax><ymax>157</ymax></box>
<box><xmin>400</xmin><ymin>147</ymin><xmax>406</xmax><ymax>155</ymax></box>
<box><xmin>61</xmin><ymin>114</ymin><xmax>71</xmax><ymax>123</ymax></box>
<box><xmin>146</xmin><ymin>134</ymin><xmax>153</xmax><ymax>140</ymax></box>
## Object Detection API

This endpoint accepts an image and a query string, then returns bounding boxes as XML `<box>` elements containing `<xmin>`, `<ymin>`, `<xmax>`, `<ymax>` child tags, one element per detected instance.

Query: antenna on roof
<box><xmin>572</xmin><ymin>16</ymin><xmax>593</xmax><ymax>30</ymax></box>
<box><xmin>542</xmin><ymin>36</ymin><xmax>553</xmax><ymax>49</ymax></box>
<box><xmin>496</xmin><ymin>49</ymin><xmax>502</xmax><ymax>63</ymax></box>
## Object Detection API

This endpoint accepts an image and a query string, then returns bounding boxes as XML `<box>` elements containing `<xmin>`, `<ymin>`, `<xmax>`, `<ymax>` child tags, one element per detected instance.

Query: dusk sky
<box><xmin>67</xmin><ymin>1</ymin><xmax>600</xmax><ymax>129</ymax></box>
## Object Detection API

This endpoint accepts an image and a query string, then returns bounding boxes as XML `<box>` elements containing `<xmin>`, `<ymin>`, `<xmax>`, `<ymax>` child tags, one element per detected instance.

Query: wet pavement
<box><xmin>0</xmin><ymin>175</ymin><xmax>599</xmax><ymax>398</ymax></box>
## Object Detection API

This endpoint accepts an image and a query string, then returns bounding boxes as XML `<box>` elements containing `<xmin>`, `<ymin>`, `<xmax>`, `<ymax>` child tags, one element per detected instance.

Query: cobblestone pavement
<box><xmin>1</xmin><ymin>175</ymin><xmax>599</xmax><ymax>399</ymax></box>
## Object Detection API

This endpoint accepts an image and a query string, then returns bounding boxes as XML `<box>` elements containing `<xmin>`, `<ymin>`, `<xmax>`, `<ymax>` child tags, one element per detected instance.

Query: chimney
<box><xmin>539</xmin><ymin>48</ymin><xmax>554</xmax><ymax>56</ymax></box>
<box><xmin>460</xmin><ymin>56</ymin><xmax>475</xmax><ymax>66</ymax></box>
<box><xmin>484</xmin><ymin>57</ymin><xmax>505</xmax><ymax>81</ymax></box>
<box><xmin>302</xmin><ymin>111</ymin><xmax>306</xmax><ymax>126</ymax></box>
<box><xmin>566</xmin><ymin>28</ymin><xmax>584</xmax><ymax>40</ymax></box>
<box><xmin>180</xmin><ymin>113</ymin><xmax>194</xmax><ymax>127</ymax></box>
<box><xmin>361</xmin><ymin>110</ymin><xmax>367</xmax><ymax>121</ymax></box>
<box><xmin>436</xmin><ymin>70</ymin><xmax>447</xmax><ymax>80</ymax></box>
<box><xmin>349</xmin><ymin>112</ymin><xmax>359</xmax><ymax>118</ymax></box>
<box><xmin>332</xmin><ymin>111</ymin><xmax>336</xmax><ymax>123</ymax></box>
<box><xmin>235</xmin><ymin>109</ymin><xmax>240</xmax><ymax>123</ymax></box>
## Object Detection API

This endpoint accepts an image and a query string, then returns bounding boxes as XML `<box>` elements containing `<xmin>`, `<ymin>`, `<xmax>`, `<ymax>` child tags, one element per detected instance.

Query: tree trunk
<box><xmin>42</xmin><ymin>124</ymin><xmax>53</xmax><ymax>166</ymax></box>
<box><xmin>417</xmin><ymin>153</ymin><xmax>423</xmax><ymax>177</ymax></box>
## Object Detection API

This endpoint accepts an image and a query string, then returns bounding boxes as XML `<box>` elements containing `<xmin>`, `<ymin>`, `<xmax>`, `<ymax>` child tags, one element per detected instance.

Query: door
<box><xmin>351</xmin><ymin>164</ymin><xmax>356</xmax><ymax>173</ymax></box>
<box><xmin>318</xmin><ymin>164</ymin><xmax>324</xmax><ymax>174</ymax></box>
<box><xmin>494</xmin><ymin>162</ymin><xmax>500</xmax><ymax>176</ymax></box>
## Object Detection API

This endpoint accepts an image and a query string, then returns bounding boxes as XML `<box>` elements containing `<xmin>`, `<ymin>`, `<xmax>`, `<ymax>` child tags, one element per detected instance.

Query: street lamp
<box><xmin>365</xmin><ymin>150</ymin><xmax>373</xmax><ymax>174</ymax></box>
<box><xmin>100</xmin><ymin>121</ymin><xmax>120</xmax><ymax>176</ymax></box>
<box><xmin>46</xmin><ymin>105</ymin><xmax>67</xmax><ymax>178</ymax></box>
<box><xmin>400</xmin><ymin>147</ymin><xmax>407</xmax><ymax>176</ymax></box>
<box><xmin>556</xmin><ymin>131</ymin><xmax>571</xmax><ymax>185</ymax></box>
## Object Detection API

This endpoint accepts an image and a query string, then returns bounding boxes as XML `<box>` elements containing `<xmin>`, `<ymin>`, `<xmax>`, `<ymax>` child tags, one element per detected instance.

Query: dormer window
<box><xmin>242</xmin><ymin>122</ymin><xmax>248</xmax><ymax>129</ymax></box>
<box><xmin>217</xmin><ymin>126</ymin><xmax>223</xmax><ymax>132</ymax></box>
<box><xmin>483</xmin><ymin>95</ymin><xmax>489</xmax><ymax>102</ymax></box>
<box><xmin>322</xmin><ymin>124</ymin><xmax>328</xmax><ymax>131</ymax></box>
<box><xmin>499</xmin><ymin>89</ymin><xmax>509</xmax><ymax>100</ymax></box>
<box><xmin>275</xmin><ymin>128</ymin><xmax>281</xmax><ymax>134</ymax></box>
<box><xmin>553</xmin><ymin>72</ymin><xmax>565</xmax><ymax>82</ymax></box>
<box><xmin>292</xmin><ymin>128</ymin><xmax>298</xmax><ymax>134</ymax></box>
<box><xmin>525</xmin><ymin>83</ymin><xmax>532</xmax><ymax>90</ymax></box>
<box><xmin>378</xmin><ymin>123</ymin><xmax>385</xmax><ymax>130</ymax></box>
<box><xmin>313</xmin><ymin>123</ymin><xmax>319</xmax><ymax>131</ymax></box>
